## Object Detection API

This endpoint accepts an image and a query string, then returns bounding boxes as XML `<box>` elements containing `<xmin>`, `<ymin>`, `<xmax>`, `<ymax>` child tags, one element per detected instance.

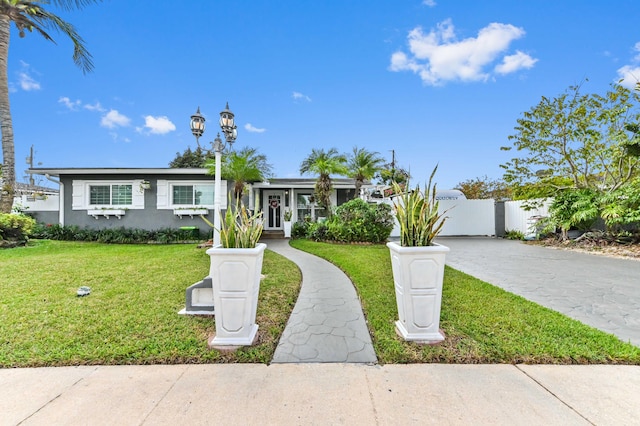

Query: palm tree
<box><xmin>208</xmin><ymin>146</ymin><xmax>273</xmax><ymax>202</ymax></box>
<box><xmin>347</xmin><ymin>146</ymin><xmax>385</xmax><ymax>197</ymax></box>
<box><xmin>0</xmin><ymin>0</ymin><xmax>100</xmax><ymax>213</ymax></box>
<box><xmin>299</xmin><ymin>148</ymin><xmax>348</xmax><ymax>216</ymax></box>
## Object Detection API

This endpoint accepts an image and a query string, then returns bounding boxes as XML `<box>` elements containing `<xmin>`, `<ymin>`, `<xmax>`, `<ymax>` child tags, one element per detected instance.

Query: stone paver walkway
<box><xmin>266</xmin><ymin>239</ymin><xmax>377</xmax><ymax>363</ymax></box>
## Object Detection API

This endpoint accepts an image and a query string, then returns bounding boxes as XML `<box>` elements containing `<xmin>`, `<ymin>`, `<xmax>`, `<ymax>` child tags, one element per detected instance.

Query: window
<box><xmin>72</xmin><ymin>179</ymin><xmax>144</xmax><ymax>211</ymax></box>
<box><xmin>296</xmin><ymin>193</ymin><xmax>326</xmax><ymax>221</ymax></box>
<box><xmin>89</xmin><ymin>184</ymin><xmax>132</xmax><ymax>206</ymax></box>
<box><xmin>172</xmin><ymin>184</ymin><xmax>214</xmax><ymax>206</ymax></box>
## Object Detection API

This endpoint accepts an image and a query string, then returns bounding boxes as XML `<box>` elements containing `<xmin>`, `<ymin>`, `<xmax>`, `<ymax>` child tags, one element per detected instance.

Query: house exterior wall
<box><xmin>59</xmin><ymin>174</ymin><xmax>228</xmax><ymax>232</ymax></box>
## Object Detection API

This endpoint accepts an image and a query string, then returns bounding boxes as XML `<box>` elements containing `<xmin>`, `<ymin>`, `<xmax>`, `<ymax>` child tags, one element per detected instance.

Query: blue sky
<box><xmin>8</xmin><ymin>0</ymin><xmax>640</xmax><ymax>189</ymax></box>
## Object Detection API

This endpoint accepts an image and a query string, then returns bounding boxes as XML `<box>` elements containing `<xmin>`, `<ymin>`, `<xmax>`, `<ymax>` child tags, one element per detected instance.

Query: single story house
<box><xmin>26</xmin><ymin>168</ymin><xmax>359</xmax><ymax>235</ymax></box>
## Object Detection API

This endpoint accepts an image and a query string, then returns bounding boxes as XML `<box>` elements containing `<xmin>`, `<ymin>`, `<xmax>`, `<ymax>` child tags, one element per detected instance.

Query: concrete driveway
<box><xmin>436</xmin><ymin>237</ymin><xmax>640</xmax><ymax>348</ymax></box>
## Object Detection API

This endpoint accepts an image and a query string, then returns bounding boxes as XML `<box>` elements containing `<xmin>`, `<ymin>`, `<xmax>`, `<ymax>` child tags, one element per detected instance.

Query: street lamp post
<box><xmin>190</xmin><ymin>103</ymin><xmax>237</xmax><ymax>246</ymax></box>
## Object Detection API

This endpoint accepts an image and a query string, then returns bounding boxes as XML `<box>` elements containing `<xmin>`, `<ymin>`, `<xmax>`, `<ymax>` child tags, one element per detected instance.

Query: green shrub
<box><xmin>504</xmin><ymin>229</ymin><xmax>525</xmax><ymax>240</ymax></box>
<box><xmin>547</xmin><ymin>189</ymin><xmax>599</xmax><ymax>239</ymax></box>
<box><xmin>0</xmin><ymin>213</ymin><xmax>36</xmax><ymax>242</ymax></box>
<box><xmin>292</xmin><ymin>199</ymin><xmax>394</xmax><ymax>243</ymax></box>
<box><xmin>600</xmin><ymin>179</ymin><xmax>640</xmax><ymax>232</ymax></box>
<box><xmin>307</xmin><ymin>222</ymin><xmax>329</xmax><ymax>241</ymax></box>
<box><xmin>326</xmin><ymin>198</ymin><xmax>394</xmax><ymax>243</ymax></box>
<box><xmin>291</xmin><ymin>221</ymin><xmax>310</xmax><ymax>239</ymax></box>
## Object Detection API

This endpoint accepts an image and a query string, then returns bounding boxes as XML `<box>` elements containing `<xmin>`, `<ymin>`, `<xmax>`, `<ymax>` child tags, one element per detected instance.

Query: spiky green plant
<box><xmin>218</xmin><ymin>196</ymin><xmax>263</xmax><ymax>248</ymax></box>
<box><xmin>392</xmin><ymin>165</ymin><xmax>449</xmax><ymax>246</ymax></box>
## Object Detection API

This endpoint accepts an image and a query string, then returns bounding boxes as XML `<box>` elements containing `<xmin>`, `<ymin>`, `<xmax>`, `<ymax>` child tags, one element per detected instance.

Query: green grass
<box><xmin>0</xmin><ymin>240</ymin><xmax>301</xmax><ymax>367</ymax></box>
<box><xmin>289</xmin><ymin>239</ymin><xmax>640</xmax><ymax>364</ymax></box>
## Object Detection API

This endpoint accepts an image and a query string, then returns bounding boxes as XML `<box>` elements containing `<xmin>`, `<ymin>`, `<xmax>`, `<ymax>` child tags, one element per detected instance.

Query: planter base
<box><xmin>396</xmin><ymin>321</ymin><xmax>445</xmax><ymax>344</ymax></box>
<box><xmin>208</xmin><ymin>325</ymin><xmax>259</xmax><ymax>348</ymax></box>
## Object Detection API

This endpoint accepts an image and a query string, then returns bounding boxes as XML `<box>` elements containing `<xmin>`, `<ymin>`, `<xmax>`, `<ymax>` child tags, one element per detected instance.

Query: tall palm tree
<box><xmin>299</xmin><ymin>147</ymin><xmax>348</xmax><ymax>216</ymax></box>
<box><xmin>347</xmin><ymin>146</ymin><xmax>385</xmax><ymax>197</ymax></box>
<box><xmin>208</xmin><ymin>146</ymin><xmax>273</xmax><ymax>202</ymax></box>
<box><xmin>0</xmin><ymin>0</ymin><xmax>100</xmax><ymax>213</ymax></box>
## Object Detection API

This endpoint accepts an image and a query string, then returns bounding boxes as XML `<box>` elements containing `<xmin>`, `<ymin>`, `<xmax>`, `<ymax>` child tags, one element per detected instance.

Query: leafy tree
<box><xmin>299</xmin><ymin>148</ymin><xmax>347</xmax><ymax>216</ymax></box>
<box><xmin>376</xmin><ymin>164</ymin><xmax>410</xmax><ymax>186</ymax></box>
<box><xmin>501</xmin><ymin>83</ymin><xmax>640</xmax><ymax>198</ymax></box>
<box><xmin>346</xmin><ymin>146</ymin><xmax>385</xmax><ymax>197</ymax></box>
<box><xmin>623</xmin><ymin>123</ymin><xmax>640</xmax><ymax>157</ymax></box>
<box><xmin>454</xmin><ymin>175</ymin><xmax>511</xmax><ymax>200</ymax></box>
<box><xmin>169</xmin><ymin>147</ymin><xmax>213</xmax><ymax>168</ymax></box>
<box><xmin>210</xmin><ymin>146</ymin><xmax>273</xmax><ymax>201</ymax></box>
<box><xmin>0</xmin><ymin>0</ymin><xmax>101</xmax><ymax>213</ymax></box>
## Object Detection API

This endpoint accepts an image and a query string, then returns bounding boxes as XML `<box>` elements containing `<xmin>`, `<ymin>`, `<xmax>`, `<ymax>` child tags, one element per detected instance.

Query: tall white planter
<box><xmin>283</xmin><ymin>221</ymin><xmax>292</xmax><ymax>238</ymax></box>
<box><xmin>206</xmin><ymin>243</ymin><xmax>266</xmax><ymax>346</ymax></box>
<box><xmin>387</xmin><ymin>241</ymin><xmax>449</xmax><ymax>344</ymax></box>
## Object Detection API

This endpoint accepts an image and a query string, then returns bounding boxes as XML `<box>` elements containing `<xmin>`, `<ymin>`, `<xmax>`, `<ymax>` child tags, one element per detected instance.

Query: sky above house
<box><xmin>8</xmin><ymin>0</ymin><xmax>640</xmax><ymax>189</ymax></box>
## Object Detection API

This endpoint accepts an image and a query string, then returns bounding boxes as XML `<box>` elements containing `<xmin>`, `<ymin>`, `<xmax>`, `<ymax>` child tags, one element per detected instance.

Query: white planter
<box><xmin>206</xmin><ymin>243</ymin><xmax>266</xmax><ymax>346</ymax></box>
<box><xmin>387</xmin><ymin>241</ymin><xmax>449</xmax><ymax>344</ymax></box>
<box><xmin>173</xmin><ymin>208</ymin><xmax>209</xmax><ymax>218</ymax></box>
<box><xmin>283</xmin><ymin>221</ymin><xmax>292</xmax><ymax>238</ymax></box>
<box><xmin>87</xmin><ymin>209</ymin><xmax>126</xmax><ymax>219</ymax></box>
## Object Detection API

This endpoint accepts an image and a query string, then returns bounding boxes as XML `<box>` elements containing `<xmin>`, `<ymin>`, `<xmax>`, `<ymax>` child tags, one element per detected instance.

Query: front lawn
<box><xmin>0</xmin><ymin>240</ymin><xmax>301</xmax><ymax>367</ymax></box>
<box><xmin>289</xmin><ymin>239</ymin><xmax>640</xmax><ymax>364</ymax></box>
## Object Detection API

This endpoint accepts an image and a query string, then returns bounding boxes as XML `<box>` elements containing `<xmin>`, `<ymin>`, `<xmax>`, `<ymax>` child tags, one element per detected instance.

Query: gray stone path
<box><xmin>266</xmin><ymin>239</ymin><xmax>377</xmax><ymax>363</ymax></box>
<box><xmin>437</xmin><ymin>237</ymin><xmax>640</xmax><ymax>348</ymax></box>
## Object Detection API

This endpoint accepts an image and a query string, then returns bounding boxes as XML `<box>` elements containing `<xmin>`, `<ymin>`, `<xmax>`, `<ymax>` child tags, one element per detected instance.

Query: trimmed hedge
<box><xmin>31</xmin><ymin>223</ymin><xmax>205</xmax><ymax>244</ymax></box>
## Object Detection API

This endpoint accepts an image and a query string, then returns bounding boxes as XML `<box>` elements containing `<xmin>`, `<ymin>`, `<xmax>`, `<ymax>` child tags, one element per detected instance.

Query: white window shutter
<box><xmin>157</xmin><ymin>180</ymin><xmax>169</xmax><ymax>209</ymax></box>
<box><xmin>132</xmin><ymin>180</ymin><xmax>145</xmax><ymax>209</ymax></box>
<box><xmin>72</xmin><ymin>180</ymin><xmax>85</xmax><ymax>210</ymax></box>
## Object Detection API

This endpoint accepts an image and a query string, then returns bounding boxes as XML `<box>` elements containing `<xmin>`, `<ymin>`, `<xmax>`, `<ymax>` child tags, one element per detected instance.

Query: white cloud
<box><xmin>634</xmin><ymin>42</ymin><xmax>640</xmax><ymax>61</ymax></box>
<box><xmin>58</xmin><ymin>96</ymin><xmax>81</xmax><ymax>110</ymax></box>
<box><xmin>15</xmin><ymin>61</ymin><xmax>41</xmax><ymax>91</ymax></box>
<box><xmin>495</xmin><ymin>50</ymin><xmax>538</xmax><ymax>74</ymax></box>
<box><xmin>18</xmin><ymin>72</ymin><xmax>40</xmax><ymax>91</ymax></box>
<box><xmin>390</xmin><ymin>19</ymin><xmax>536</xmax><ymax>85</ymax></box>
<box><xmin>423</xmin><ymin>0</ymin><xmax>436</xmax><ymax>7</ymax></box>
<box><xmin>617</xmin><ymin>65</ymin><xmax>640</xmax><ymax>89</ymax></box>
<box><xmin>616</xmin><ymin>42</ymin><xmax>640</xmax><ymax>88</ymax></box>
<box><xmin>84</xmin><ymin>102</ymin><xmax>105</xmax><ymax>112</ymax></box>
<box><xmin>245</xmin><ymin>123</ymin><xmax>266</xmax><ymax>133</ymax></box>
<box><xmin>292</xmin><ymin>91</ymin><xmax>312</xmax><ymax>102</ymax></box>
<box><xmin>101</xmin><ymin>109</ymin><xmax>131</xmax><ymax>129</ymax></box>
<box><xmin>141</xmin><ymin>115</ymin><xmax>176</xmax><ymax>135</ymax></box>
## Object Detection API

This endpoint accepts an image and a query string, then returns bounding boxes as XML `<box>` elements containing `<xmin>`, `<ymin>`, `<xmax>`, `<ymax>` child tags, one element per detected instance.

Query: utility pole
<box><xmin>25</xmin><ymin>145</ymin><xmax>42</xmax><ymax>186</ymax></box>
<box><xmin>390</xmin><ymin>149</ymin><xmax>396</xmax><ymax>182</ymax></box>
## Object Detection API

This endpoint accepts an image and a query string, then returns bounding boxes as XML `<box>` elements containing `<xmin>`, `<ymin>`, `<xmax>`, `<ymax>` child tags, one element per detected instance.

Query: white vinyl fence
<box><xmin>385</xmin><ymin>198</ymin><xmax>552</xmax><ymax>237</ymax></box>
<box><xmin>14</xmin><ymin>194</ymin><xmax>60</xmax><ymax>212</ymax></box>
<box><xmin>504</xmin><ymin>199</ymin><xmax>552</xmax><ymax>235</ymax></box>
<box><xmin>438</xmin><ymin>199</ymin><xmax>495</xmax><ymax>236</ymax></box>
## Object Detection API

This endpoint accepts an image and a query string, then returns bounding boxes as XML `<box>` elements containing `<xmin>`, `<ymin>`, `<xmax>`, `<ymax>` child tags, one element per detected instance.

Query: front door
<box><xmin>263</xmin><ymin>190</ymin><xmax>284</xmax><ymax>230</ymax></box>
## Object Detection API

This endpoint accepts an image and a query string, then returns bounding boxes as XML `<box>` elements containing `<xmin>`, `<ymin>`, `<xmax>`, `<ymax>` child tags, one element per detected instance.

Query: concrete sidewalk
<box><xmin>2</xmin><ymin>363</ymin><xmax>639</xmax><ymax>425</ymax></box>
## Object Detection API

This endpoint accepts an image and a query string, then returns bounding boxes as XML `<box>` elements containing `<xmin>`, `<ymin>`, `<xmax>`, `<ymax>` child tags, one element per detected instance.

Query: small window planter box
<box><xmin>174</xmin><ymin>208</ymin><xmax>209</xmax><ymax>218</ymax></box>
<box><xmin>87</xmin><ymin>209</ymin><xmax>126</xmax><ymax>219</ymax></box>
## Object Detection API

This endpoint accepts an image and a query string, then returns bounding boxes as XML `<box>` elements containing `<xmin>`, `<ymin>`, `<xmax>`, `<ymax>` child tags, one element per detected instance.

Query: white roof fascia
<box><xmin>27</xmin><ymin>168</ymin><xmax>210</xmax><ymax>177</ymax></box>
